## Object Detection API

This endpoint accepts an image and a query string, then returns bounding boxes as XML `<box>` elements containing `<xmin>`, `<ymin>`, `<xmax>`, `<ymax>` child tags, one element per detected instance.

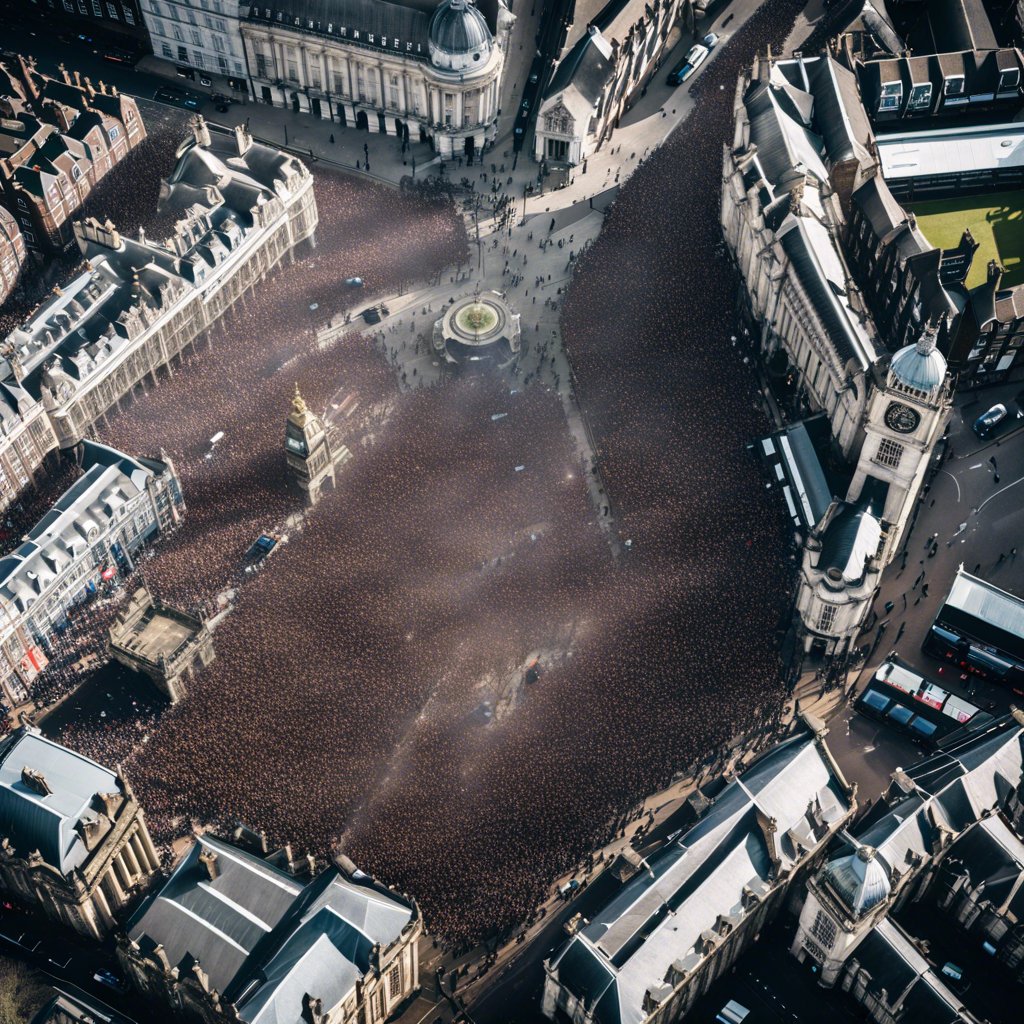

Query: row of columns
<box><xmin>247</xmin><ymin>31</ymin><xmax>499</xmax><ymax>131</ymax></box>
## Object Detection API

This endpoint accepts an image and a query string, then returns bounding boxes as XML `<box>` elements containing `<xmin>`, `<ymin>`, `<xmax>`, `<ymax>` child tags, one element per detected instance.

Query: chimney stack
<box><xmin>199</xmin><ymin>847</ymin><xmax>220</xmax><ymax>882</ymax></box>
<box><xmin>21</xmin><ymin>766</ymin><xmax>52</xmax><ymax>796</ymax></box>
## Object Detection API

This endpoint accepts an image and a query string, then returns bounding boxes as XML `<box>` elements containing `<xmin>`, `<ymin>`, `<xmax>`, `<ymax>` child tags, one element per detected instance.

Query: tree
<box><xmin>0</xmin><ymin>956</ymin><xmax>51</xmax><ymax>1024</ymax></box>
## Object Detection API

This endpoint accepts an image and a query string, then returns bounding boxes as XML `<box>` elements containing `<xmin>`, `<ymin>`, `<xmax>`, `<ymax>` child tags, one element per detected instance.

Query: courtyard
<box><xmin>910</xmin><ymin>189</ymin><xmax>1024</xmax><ymax>288</ymax></box>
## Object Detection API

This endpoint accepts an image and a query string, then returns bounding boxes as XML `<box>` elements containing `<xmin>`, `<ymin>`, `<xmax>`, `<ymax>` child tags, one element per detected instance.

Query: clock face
<box><xmin>884</xmin><ymin>402</ymin><xmax>920</xmax><ymax>434</ymax></box>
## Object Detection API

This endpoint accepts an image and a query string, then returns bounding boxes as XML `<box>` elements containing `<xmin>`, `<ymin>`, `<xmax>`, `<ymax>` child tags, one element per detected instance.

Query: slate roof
<box><xmin>0</xmin><ymin>727</ymin><xmax>119</xmax><ymax>874</ymax></box>
<box><xmin>0</xmin><ymin>441</ymin><xmax>165</xmax><ymax>617</ymax></box>
<box><xmin>817</xmin><ymin>496</ymin><xmax>884</xmax><ymax>584</ymax></box>
<box><xmin>128</xmin><ymin>834</ymin><xmax>305</xmax><ymax>995</ymax></box>
<box><xmin>851</xmin><ymin>919</ymin><xmax>969</xmax><ymax>1023</ymax></box>
<box><xmin>230</xmin><ymin>870</ymin><xmax>414</xmax><ymax>1022</ymax></box>
<box><xmin>131</xmin><ymin>835</ymin><xmax>416</xmax><ymax>1019</ymax></box>
<box><xmin>548</xmin><ymin>729</ymin><xmax>850</xmax><ymax>1024</ymax></box>
<box><xmin>849</xmin><ymin>716</ymin><xmax>1024</xmax><ymax>886</ymax></box>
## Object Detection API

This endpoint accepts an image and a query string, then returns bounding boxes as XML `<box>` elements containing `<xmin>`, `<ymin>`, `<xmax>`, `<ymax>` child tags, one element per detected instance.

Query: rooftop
<box><xmin>0</xmin><ymin>726</ymin><xmax>120</xmax><ymax>874</ymax></box>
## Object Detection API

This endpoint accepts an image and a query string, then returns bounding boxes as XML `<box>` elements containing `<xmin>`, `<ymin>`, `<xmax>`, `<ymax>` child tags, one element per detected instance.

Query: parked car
<box><xmin>199</xmin><ymin>75</ymin><xmax>213</xmax><ymax>87</ymax></box>
<box><xmin>344</xmin><ymin>276</ymin><xmax>364</xmax><ymax>287</ymax></box>
<box><xmin>668</xmin><ymin>44</ymin><xmax>709</xmax><ymax>85</ymax></box>
<box><xmin>93</xmin><ymin>970</ymin><xmax>127</xmax><ymax>992</ymax></box>
<box><xmin>154</xmin><ymin>86</ymin><xmax>201</xmax><ymax>110</ymax></box>
<box><xmin>973</xmin><ymin>403</ymin><xmax>1008</xmax><ymax>439</ymax></box>
<box><xmin>703</xmin><ymin>32</ymin><xmax>720</xmax><ymax>49</ymax></box>
<box><xmin>521</xmin><ymin>97</ymin><xmax>531</xmax><ymax>113</ymax></box>
<box><xmin>715</xmin><ymin>1002</ymin><xmax>750</xmax><ymax>1024</ymax></box>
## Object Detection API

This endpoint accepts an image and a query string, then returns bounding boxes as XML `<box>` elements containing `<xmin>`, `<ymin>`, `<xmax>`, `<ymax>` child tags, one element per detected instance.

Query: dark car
<box><xmin>973</xmin><ymin>403</ymin><xmax>1008</xmax><ymax>439</ymax></box>
<box><xmin>361</xmin><ymin>306</ymin><xmax>382</xmax><ymax>324</ymax></box>
<box><xmin>154</xmin><ymin>86</ymin><xmax>201</xmax><ymax>110</ymax></box>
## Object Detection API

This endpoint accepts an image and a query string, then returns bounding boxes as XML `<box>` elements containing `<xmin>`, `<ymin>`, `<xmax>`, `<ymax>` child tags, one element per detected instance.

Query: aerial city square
<box><xmin>0</xmin><ymin>1</ymin><xmax>1024</xmax><ymax>1024</ymax></box>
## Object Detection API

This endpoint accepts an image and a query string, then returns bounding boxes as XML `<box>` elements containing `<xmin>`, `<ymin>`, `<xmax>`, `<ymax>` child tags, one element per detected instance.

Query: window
<box><xmin>909</xmin><ymin>83</ymin><xmax>931</xmax><ymax>109</ymax></box>
<box><xmin>999</xmin><ymin>69</ymin><xmax>1020</xmax><ymax>92</ymax></box>
<box><xmin>91</xmin><ymin>0</ymin><xmax>101</xmax><ymax>14</ymax></box>
<box><xmin>218</xmin><ymin>55</ymin><xmax>228</xmax><ymax>74</ymax></box>
<box><xmin>162</xmin><ymin>42</ymin><xmax>173</xmax><ymax>58</ymax></box>
<box><xmin>106</xmin><ymin>1</ymin><xmax>118</xmax><ymax>17</ymax></box>
<box><xmin>108</xmin><ymin>126</ymin><xmax>120</xmax><ymax>142</ymax></box>
<box><xmin>944</xmin><ymin>76</ymin><xmax>964</xmax><ymax>96</ymax></box>
<box><xmin>811</xmin><ymin>910</ymin><xmax>837</xmax><ymax>949</ymax></box>
<box><xmin>256</xmin><ymin>53</ymin><xmax>269</xmax><ymax>78</ymax></box>
<box><xmin>287</xmin><ymin>60</ymin><xmax>299</xmax><ymax>82</ymax></box>
<box><xmin>192</xmin><ymin>29</ymin><xmax>203</xmax><ymax>47</ymax></box>
<box><xmin>388</xmin><ymin>965</ymin><xmax>401</xmax><ymax>999</ymax></box>
<box><xmin>123</xmin><ymin>5</ymin><xmax>134</xmax><ymax>23</ymax></box>
<box><xmin>817</xmin><ymin>604</ymin><xmax>837</xmax><ymax>633</ymax></box>
<box><xmin>876</xmin><ymin>437</ymin><xmax>903</xmax><ymax>468</ymax></box>
<box><xmin>879</xmin><ymin>81</ymin><xmax>902</xmax><ymax>111</ymax></box>
<box><xmin>71</xmin><ymin>164</ymin><xmax>82</xmax><ymax>181</ymax></box>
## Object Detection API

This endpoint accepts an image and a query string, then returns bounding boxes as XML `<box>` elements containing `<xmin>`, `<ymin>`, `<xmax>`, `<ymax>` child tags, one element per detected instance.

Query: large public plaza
<box><xmin>5</xmin><ymin>0</ymin><xmax>802</xmax><ymax>951</ymax></box>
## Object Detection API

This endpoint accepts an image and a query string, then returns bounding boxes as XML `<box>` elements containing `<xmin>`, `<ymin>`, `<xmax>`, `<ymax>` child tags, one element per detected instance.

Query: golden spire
<box><xmin>289</xmin><ymin>383</ymin><xmax>310</xmax><ymax>428</ymax></box>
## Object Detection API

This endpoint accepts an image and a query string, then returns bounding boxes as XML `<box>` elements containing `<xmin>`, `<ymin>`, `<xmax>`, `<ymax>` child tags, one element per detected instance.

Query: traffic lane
<box><xmin>0</xmin><ymin>905</ymin><xmax>149</xmax><ymax>1018</ymax></box>
<box><xmin>826</xmin><ymin>703</ymin><xmax>924</xmax><ymax>805</ymax></box>
<box><xmin>4</xmin><ymin>25</ymin><xmax>236</xmax><ymax>122</ymax></box>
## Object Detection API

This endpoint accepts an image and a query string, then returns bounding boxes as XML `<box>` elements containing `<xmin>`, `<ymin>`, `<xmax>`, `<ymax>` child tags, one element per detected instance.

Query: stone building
<box><xmin>0</xmin><ymin>441</ymin><xmax>183</xmax><ymax>709</ymax></box>
<box><xmin>108</xmin><ymin>585</ymin><xmax>215</xmax><ymax>704</ymax></box>
<box><xmin>534</xmin><ymin>0</ymin><xmax>682</xmax><ymax>167</ymax></box>
<box><xmin>0</xmin><ymin>118</ymin><xmax>316</xmax><ymax>510</ymax></box>
<box><xmin>542</xmin><ymin>721</ymin><xmax>856</xmax><ymax>1024</ymax></box>
<box><xmin>285</xmin><ymin>383</ymin><xmax>351</xmax><ymax>505</ymax></box>
<box><xmin>791</xmin><ymin>712</ymin><xmax>1024</xmax><ymax>1022</ymax></box>
<box><xmin>139</xmin><ymin>0</ymin><xmax>250</xmax><ymax>92</ymax></box>
<box><xmin>832</xmin><ymin>0</ymin><xmax>1024</xmax><ymax>126</ymax></box>
<box><xmin>240</xmin><ymin>0</ymin><xmax>514</xmax><ymax>159</ymax></box>
<box><xmin>0</xmin><ymin>725</ymin><xmax>160</xmax><ymax>940</ymax></box>
<box><xmin>723</xmin><ymin>53</ymin><xmax>953</xmax><ymax>662</ymax></box>
<box><xmin>0</xmin><ymin>55</ymin><xmax>146</xmax><ymax>256</ymax></box>
<box><xmin>119</xmin><ymin>832</ymin><xmax>422</xmax><ymax>1024</ymax></box>
<box><xmin>17</xmin><ymin>0</ymin><xmax>152</xmax><ymax>56</ymax></box>
<box><xmin>0</xmin><ymin>206</ymin><xmax>27</xmax><ymax>306</ymax></box>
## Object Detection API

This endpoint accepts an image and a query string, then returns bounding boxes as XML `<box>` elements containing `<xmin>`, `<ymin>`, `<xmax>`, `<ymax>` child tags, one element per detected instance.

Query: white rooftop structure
<box><xmin>877</xmin><ymin>122</ymin><xmax>1024</xmax><ymax>181</ymax></box>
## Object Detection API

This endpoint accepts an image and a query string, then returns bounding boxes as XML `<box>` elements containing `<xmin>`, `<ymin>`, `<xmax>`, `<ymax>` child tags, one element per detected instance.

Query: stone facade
<box><xmin>119</xmin><ymin>834</ymin><xmax>422</xmax><ymax>1024</ymax></box>
<box><xmin>0</xmin><ymin>119</ymin><xmax>316</xmax><ymax>517</ymax></box>
<box><xmin>0</xmin><ymin>442</ymin><xmax>183</xmax><ymax>708</ymax></box>
<box><xmin>791</xmin><ymin>713</ymin><xmax>1024</xmax><ymax>1022</ymax></box>
<box><xmin>240</xmin><ymin>0</ymin><xmax>514</xmax><ymax>159</ymax></box>
<box><xmin>0</xmin><ymin>206</ymin><xmax>26</xmax><ymax>306</ymax></box>
<box><xmin>534</xmin><ymin>0</ymin><xmax>682</xmax><ymax>167</ymax></box>
<box><xmin>108</xmin><ymin>585</ymin><xmax>215</xmax><ymax>703</ymax></box>
<box><xmin>723</xmin><ymin>54</ymin><xmax>951</xmax><ymax>661</ymax></box>
<box><xmin>543</xmin><ymin>722</ymin><xmax>856</xmax><ymax>1024</ymax></box>
<box><xmin>0</xmin><ymin>726</ymin><xmax>160</xmax><ymax>940</ymax></box>
<box><xmin>285</xmin><ymin>383</ymin><xmax>351</xmax><ymax>505</ymax></box>
<box><xmin>0</xmin><ymin>55</ymin><xmax>146</xmax><ymax>256</ymax></box>
<box><xmin>140</xmin><ymin>0</ymin><xmax>249</xmax><ymax>85</ymax></box>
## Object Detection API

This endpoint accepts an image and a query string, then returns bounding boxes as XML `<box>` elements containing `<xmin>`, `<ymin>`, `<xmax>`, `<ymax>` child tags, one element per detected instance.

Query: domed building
<box><xmin>241</xmin><ymin>0</ymin><xmax>514</xmax><ymax>159</ymax></box>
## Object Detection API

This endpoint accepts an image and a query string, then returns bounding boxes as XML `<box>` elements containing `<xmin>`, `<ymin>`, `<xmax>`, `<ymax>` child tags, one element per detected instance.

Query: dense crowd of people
<box><xmin>2</xmin><ymin>0</ymin><xmax>808</xmax><ymax>946</ymax></box>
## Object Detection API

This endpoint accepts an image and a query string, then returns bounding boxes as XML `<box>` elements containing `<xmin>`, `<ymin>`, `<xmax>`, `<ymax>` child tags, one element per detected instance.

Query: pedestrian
<box><xmin>330</xmin><ymin>133</ymin><xmax>335</xmax><ymax>144</ymax></box>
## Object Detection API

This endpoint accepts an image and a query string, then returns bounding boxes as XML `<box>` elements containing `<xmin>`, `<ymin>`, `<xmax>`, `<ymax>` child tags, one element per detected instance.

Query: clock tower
<box><xmin>847</xmin><ymin>319</ymin><xmax>951</xmax><ymax>566</ymax></box>
<box><xmin>285</xmin><ymin>383</ymin><xmax>349</xmax><ymax>505</ymax></box>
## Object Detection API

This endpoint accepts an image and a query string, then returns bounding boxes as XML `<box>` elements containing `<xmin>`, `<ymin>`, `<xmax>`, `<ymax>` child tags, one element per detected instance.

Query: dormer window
<box><xmin>909</xmin><ymin>83</ymin><xmax>931</xmax><ymax>109</ymax></box>
<box><xmin>944</xmin><ymin>76</ymin><xmax>964</xmax><ymax>96</ymax></box>
<box><xmin>71</xmin><ymin>164</ymin><xmax>82</xmax><ymax>181</ymax></box>
<box><xmin>879</xmin><ymin>81</ymin><xmax>902</xmax><ymax>111</ymax></box>
<box><xmin>999</xmin><ymin>68</ymin><xmax>1020</xmax><ymax>92</ymax></box>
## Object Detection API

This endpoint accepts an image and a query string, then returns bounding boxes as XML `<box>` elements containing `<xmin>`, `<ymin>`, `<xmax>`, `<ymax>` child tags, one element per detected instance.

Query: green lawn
<box><xmin>909</xmin><ymin>190</ymin><xmax>1024</xmax><ymax>290</ymax></box>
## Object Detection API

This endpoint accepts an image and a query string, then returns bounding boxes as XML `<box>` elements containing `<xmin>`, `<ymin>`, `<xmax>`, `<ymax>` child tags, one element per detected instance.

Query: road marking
<box><xmin>969</xmin><ymin>463</ymin><xmax>983</xmax><ymax>469</ymax></box>
<box><xmin>941</xmin><ymin>470</ymin><xmax>961</xmax><ymax>503</ymax></box>
<box><xmin>977</xmin><ymin>474</ymin><xmax>1024</xmax><ymax>514</ymax></box>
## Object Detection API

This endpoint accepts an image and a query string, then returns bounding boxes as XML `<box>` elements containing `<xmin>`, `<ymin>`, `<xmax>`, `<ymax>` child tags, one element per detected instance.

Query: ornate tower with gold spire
<box><xmin>285</xmin><ymin>383</ymin><xmax>343</xmax><ymax>505</ymax></box>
